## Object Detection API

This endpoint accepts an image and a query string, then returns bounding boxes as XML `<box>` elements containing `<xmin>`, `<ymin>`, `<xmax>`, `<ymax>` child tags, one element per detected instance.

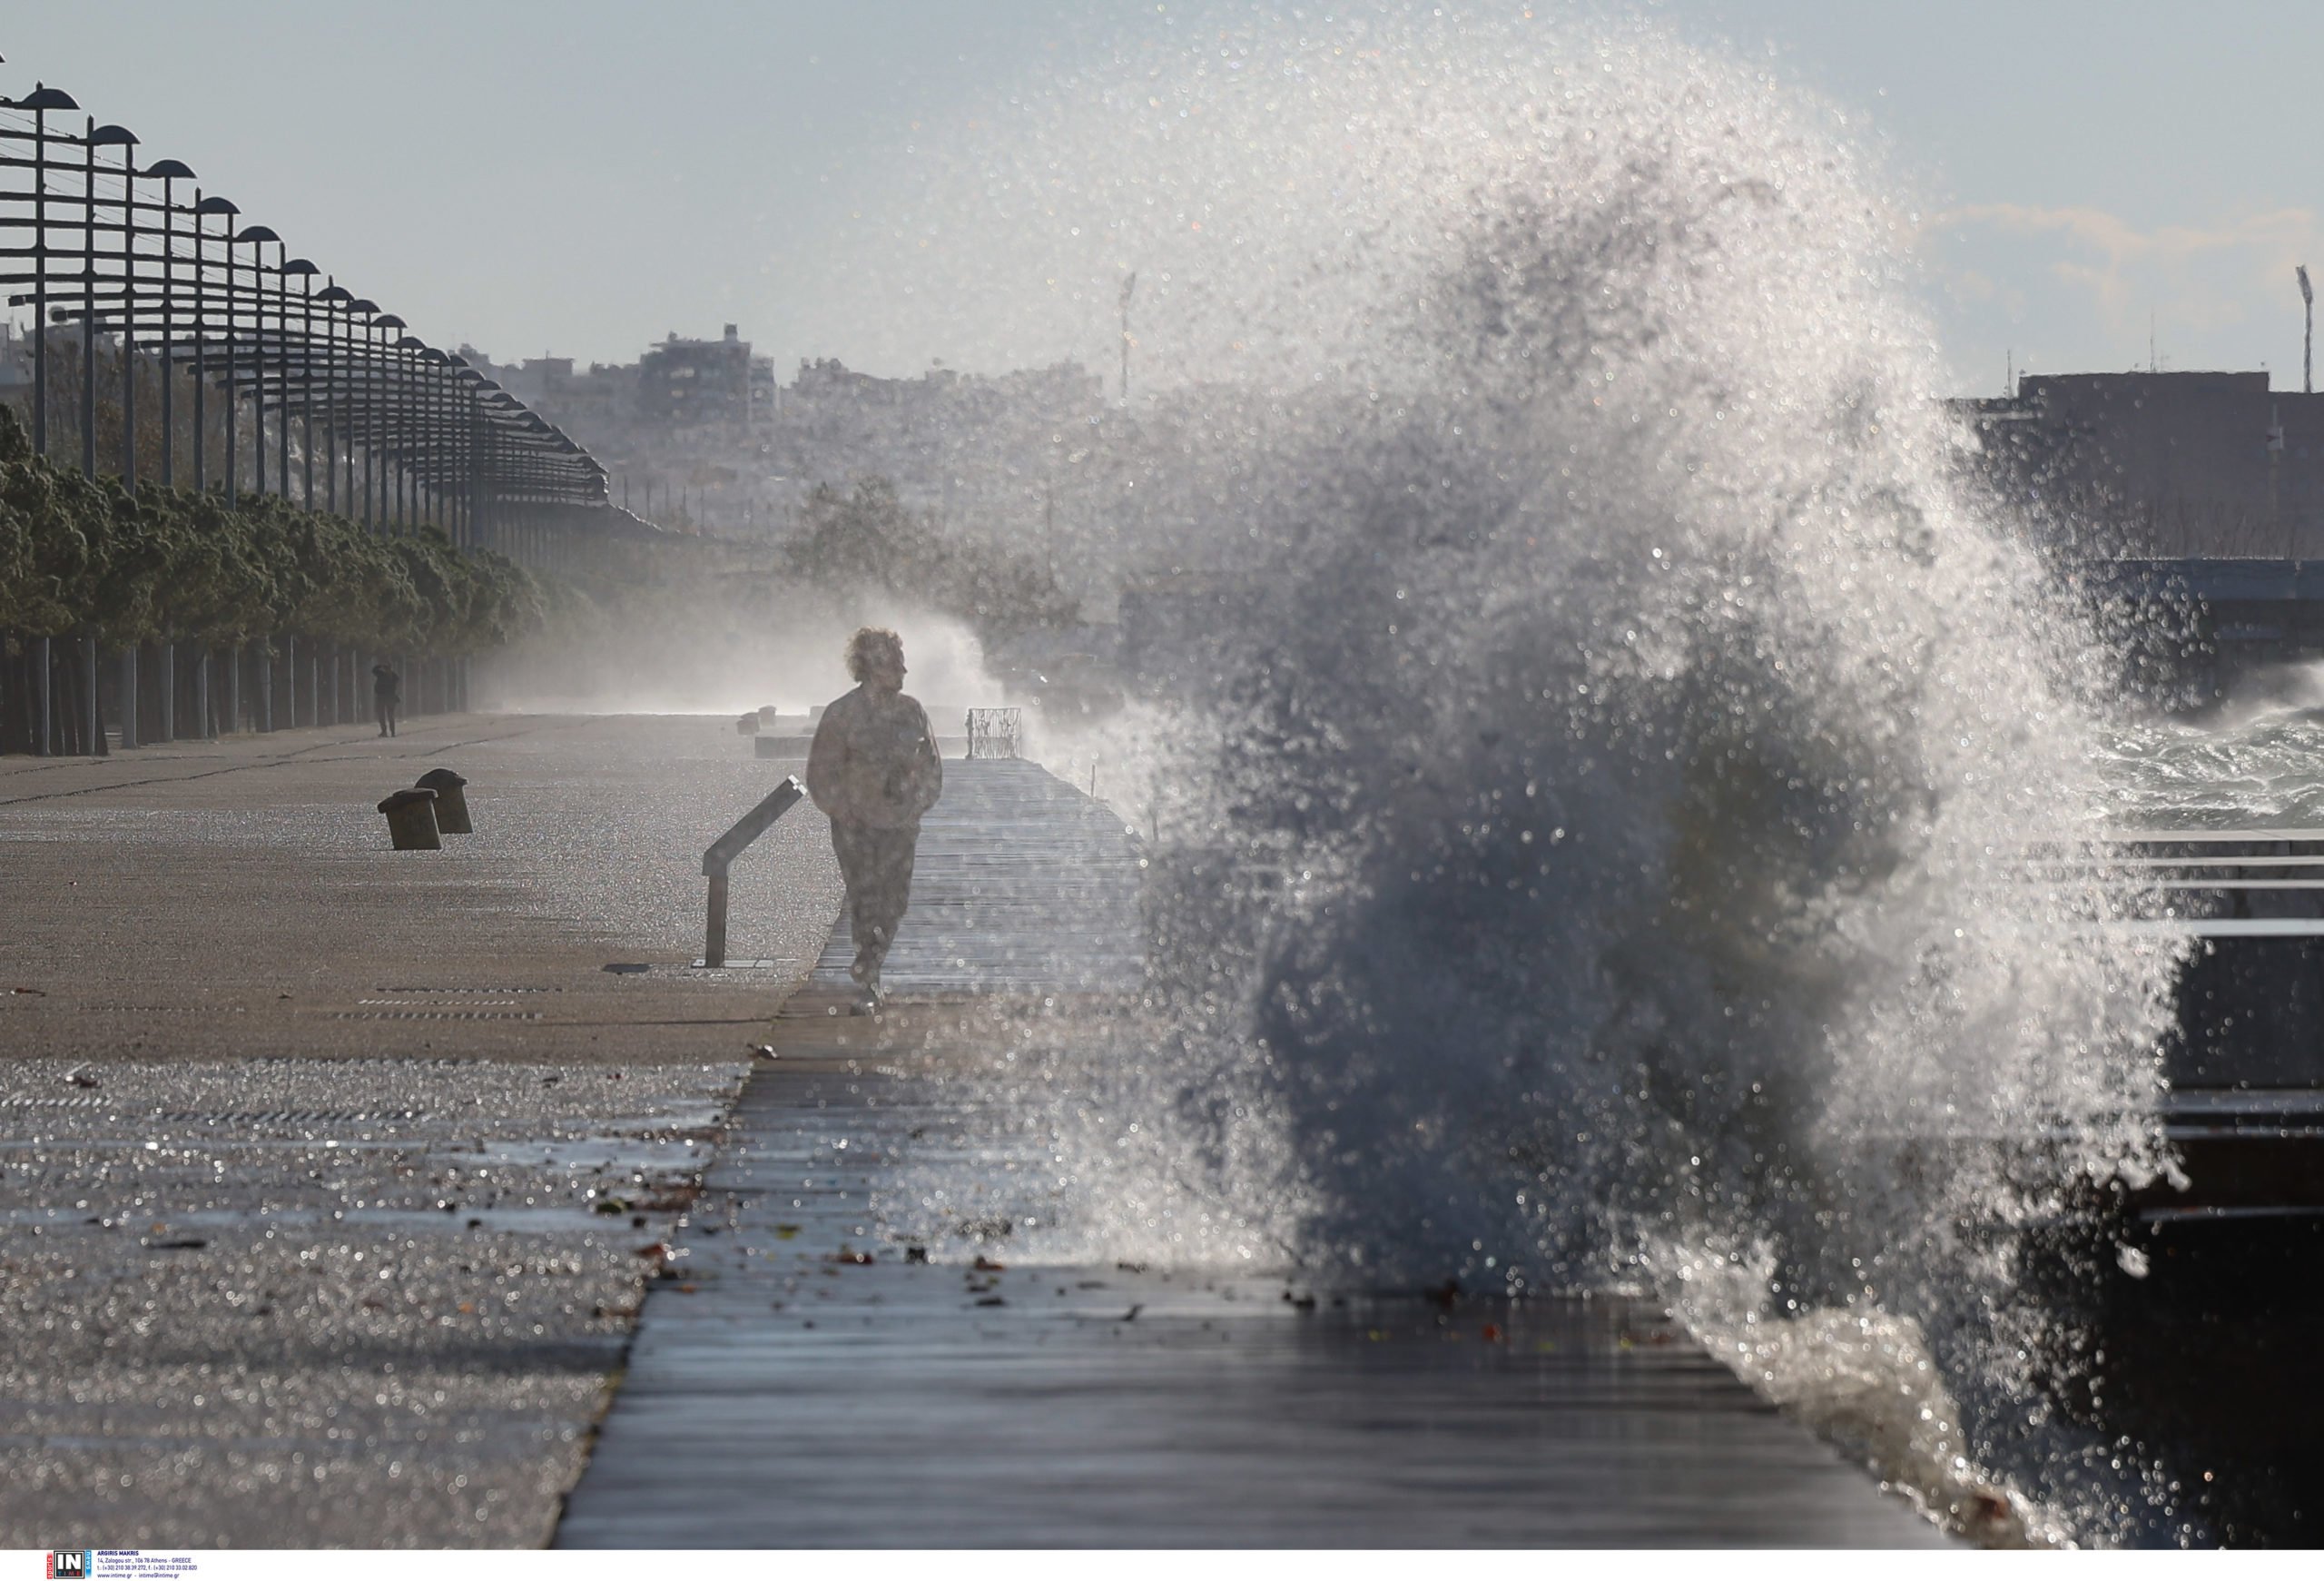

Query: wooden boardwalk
<box><xmin>556</xmin><ymin>759</ymin><xmax>1948</xmax><ymax>1547</ymax></box>
<box><xmin>808</xmin><ymin>758</ymin><xmax>1145</xmax><ymax>996</ymax></box>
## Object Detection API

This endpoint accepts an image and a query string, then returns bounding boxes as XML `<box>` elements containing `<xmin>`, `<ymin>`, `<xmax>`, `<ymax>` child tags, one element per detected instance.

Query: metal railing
<box><xmin>966</xmin><ymin>707</ymin><xmax>1022</xmax><ymax>759</ymax></box>
<box><xmin>700</xmin><ymin>776</ymin><xmax>805</xmax><ymax>968</ymax></box>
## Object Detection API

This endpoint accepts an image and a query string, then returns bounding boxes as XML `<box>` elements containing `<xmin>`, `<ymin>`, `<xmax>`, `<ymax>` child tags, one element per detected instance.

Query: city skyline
<box><xmin>6</xmin><ymin>2</ymin><xmax>2321</xmax><ymax>397</ymax></box>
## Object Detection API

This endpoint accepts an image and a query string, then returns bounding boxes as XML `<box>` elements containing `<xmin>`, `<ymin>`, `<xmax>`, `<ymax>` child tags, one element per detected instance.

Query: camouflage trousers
<box><xmin>829</xmin><ymin>819</ymin><xmax>921</xmax><ymax>974</ymax></box>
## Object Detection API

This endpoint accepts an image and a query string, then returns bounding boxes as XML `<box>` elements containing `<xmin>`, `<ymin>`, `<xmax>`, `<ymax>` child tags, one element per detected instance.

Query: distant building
<box><xmin>639</xmin><ymin>324</ymin><xmax>773</xmax><ymax>430</ymax></box>
<box><xmin>1954</xmin><ymin>371</ymin><xmax>2324</xmax><ymax>558</ymax></box>
<box><xmin>452</xmin><ymin>334</ymin><xmax>1105</xmax><ymax>543</ymax></box>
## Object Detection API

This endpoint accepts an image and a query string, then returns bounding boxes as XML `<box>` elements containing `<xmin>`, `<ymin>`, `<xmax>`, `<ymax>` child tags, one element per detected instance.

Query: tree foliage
<box><xmin>783</xmin><ymin>476</ymin><xmax>1078</xmax><ymax>644</ymax></box>
<box><xmin>0</xmin><ymin>405</ymin><xmax>542</xmax><ymax>653</ymax></box>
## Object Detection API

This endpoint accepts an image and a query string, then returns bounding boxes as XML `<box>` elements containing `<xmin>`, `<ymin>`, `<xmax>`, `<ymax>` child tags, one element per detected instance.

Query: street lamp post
<box><xmin>85</xmin><ymin>124</ymin><xmax>139</xmax><ymax>748</ymax></box>
<box><xmin>349</xmin><ymin>299</ymin><xmax>379</xmax><ymax>529</ymax></box>
<box><xmin>78</xmin><ymin>115</ymin><xmax>96</xmax><ymax>480</ymax></box>
<box><xmin>284</xmin><ymin>258</ymin><xmax>318</xmax><ymax>506</ymax></box>
<box><xmin>191</xmin><ymin>193</ymin><xmax>233</xmax><ymax>490</ymax></box>
<box><xmin>315</xmin><ymin>282</ymin><xmax>350</xmax><ymax>515</ymax></box>
<box><xmin>19</xmin><ymin>84</ymin><xmax>78</xmax><ymax>466</ymax></box>
<box><xmin>399</xmin><ymin>334</ymin><xmax>428</xmax><ymax>529</ymax></box>
<box><xmin>87</xmin><ymin>124</ymin><xmax>138</xmax><ymax>484</ymax></box>
<box><xmin>376</xmin><ymin>313</ymin><xmax>408</xmax><ymax>528</ymax></box>
<box><xmin>232</xmin><ymin>225</ymin><xmax>278</xmax><ymax>495</ymax></box>
<box><xmin>192</xmin><ymin>194</ymin><xmax>236</xmax><ymax>493</ymax></box>
<box><xmin>145</xmin><ymin>158</ymin><xmax>193</xmax><ymax>489</ymax></box>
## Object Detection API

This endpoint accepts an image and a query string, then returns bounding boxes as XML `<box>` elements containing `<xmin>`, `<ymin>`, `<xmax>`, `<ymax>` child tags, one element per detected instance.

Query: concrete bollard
<box><xmin>414</xmin><ymin>767</ymin><xmax>472</xmax><ymax>835</ymax></box>
<box><xmin>378</xmin><ymin>787</ymin><xmax>441</xmax><ymax>850</ymax></box>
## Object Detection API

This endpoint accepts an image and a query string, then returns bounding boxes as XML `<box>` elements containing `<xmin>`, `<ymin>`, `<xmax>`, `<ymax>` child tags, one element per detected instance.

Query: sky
<box><xmin>4</xmin><ymin>1</ymin><xmax>2320</xmax><ymax>397</ymax></box>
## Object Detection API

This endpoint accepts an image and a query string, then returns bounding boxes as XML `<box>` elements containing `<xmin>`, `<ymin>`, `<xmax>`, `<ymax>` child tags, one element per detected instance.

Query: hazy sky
<box><xmin>5</xmin><ymin>2</ymin><xmax>2319</xmax><ymax>396</ymax></box>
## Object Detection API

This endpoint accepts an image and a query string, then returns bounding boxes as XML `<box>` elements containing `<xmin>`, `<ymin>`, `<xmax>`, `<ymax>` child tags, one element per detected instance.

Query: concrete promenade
<box><xmin>0</xmin><ymin>721</ymin><xmax>1949</xmax><ymax>1546</ymax></box>
<box><xmin>557</xmin><ymin>757</ymin><xmax>1950</xmax><ymax>1547</ymax></box>
<box><xmin>0</xmin><ymin>714</ymin><xmax>838</xmax><ymax>1545</ymax></box>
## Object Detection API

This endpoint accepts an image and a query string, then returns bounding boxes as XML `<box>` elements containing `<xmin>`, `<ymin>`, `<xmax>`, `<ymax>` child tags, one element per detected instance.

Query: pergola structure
<box><xmin>0</xmin><ymin>81</ymin><xmax>612</xmax><ymax>558</ymax></box>
<box><xmin>0</xmin><ymin>67</ymin><xmax>648</xmax><ymax>755</ymax></box>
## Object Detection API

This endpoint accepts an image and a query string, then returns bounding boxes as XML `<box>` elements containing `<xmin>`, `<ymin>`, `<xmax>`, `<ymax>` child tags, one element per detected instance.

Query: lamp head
<box><xmin>281</xmin><ymin>257</ymin><xmax>320</xmax><ymax>277</ymax></box>
<box><xmin>88</xmin><ymin>124</ymin><xmax>138</xmax><ymax>147</ymax></box>
<box><xmin>17</xmin><ymin>86</ymin><xmax>80</xmax><ymax>113</ymax></box>
<box><xmin>143</xmin><ymin>158</ymin><xmax>195</xmax><ymax>180</ymax></box>
<box><xmin>193</xmin><ymin>195</ymin><xmax>240</xmax><ymax>216</ymax></box>
<box><xmin>232</xmin><ymin>224</ymin><xmax>280</xmax><ymax>244</ymax></box>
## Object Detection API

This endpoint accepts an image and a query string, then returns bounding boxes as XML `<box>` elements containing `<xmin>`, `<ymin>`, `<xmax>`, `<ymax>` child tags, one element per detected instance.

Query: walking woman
<box><xmin>805</xmin><ymin>627</ymin><xmax>943</xmax><ymax>1010</ymax></box>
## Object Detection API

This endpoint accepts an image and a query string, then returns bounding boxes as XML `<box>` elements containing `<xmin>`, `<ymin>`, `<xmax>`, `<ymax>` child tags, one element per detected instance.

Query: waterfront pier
<box><xmin>555</xmin><ymin>755</ymin><xmax>1950</xmax><ymax>1548</ymax></box>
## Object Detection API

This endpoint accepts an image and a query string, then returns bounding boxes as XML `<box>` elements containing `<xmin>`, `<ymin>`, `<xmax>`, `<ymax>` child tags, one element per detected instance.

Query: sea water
<box><xmin>867</xmin><ymin>12</ymin><xmax>2211</xmax><ymax>1545</ymax></box>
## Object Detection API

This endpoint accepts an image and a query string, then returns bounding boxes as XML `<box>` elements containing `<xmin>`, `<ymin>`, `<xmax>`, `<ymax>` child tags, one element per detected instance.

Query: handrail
<box><xmin>699</xmin><ymin>775</ymin><xmax>804</xmax><ymax>968</ymax></box>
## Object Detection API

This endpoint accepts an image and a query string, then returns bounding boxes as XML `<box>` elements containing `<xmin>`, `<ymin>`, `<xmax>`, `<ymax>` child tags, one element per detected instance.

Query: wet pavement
<box><xmin>0</xmin><ymin>1057</ymin><xmax>734</xmax><ymax>1546</ymax></box>
<box><xmin>559</xmin><ymin>759</ymin><xmax>1951</xmax><ymax>1548</ymax></box>
<box><xmin>0</xmin><ymin>712</ymin><xmax>839</xmax><ymax>1064</ymax></box>
<box><xmin>0</xmin><ymin>714</ymin><xmax>838</xmax><ymax>1546</ymax></box>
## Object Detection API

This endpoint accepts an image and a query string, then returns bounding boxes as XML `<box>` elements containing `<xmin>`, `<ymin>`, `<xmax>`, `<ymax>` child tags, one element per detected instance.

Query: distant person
<box><xmin>805</xmin><ymin>627</ymin><xmax>942</xmax><ymax>1010</ymax></box>
<box><xmin>371</xmin><ymin>662</ymin><xmax>401</xmax><ymax>738</ymax></box>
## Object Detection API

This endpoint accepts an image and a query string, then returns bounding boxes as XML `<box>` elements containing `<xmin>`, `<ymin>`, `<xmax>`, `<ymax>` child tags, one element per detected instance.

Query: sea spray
<box><xmin>873</xmin><ymin>14</ymin><xmax>2186</xmax><ymax>1541</ymax></box>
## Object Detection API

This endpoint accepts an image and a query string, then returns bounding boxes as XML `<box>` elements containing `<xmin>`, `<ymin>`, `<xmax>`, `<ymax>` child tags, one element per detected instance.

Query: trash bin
<box><xmin>378</xmin><ymin>787</ymin><xmax>441</xmax><ymax>850</ymax></box>
<box><xmin>757</xmin><ymin>705</ymin><xmax>780</xmax><ymax>726</ymax></box>
<box><xmin>415</xmin><ymin>767</ymin><xmax>471</xmax><ymax>835</ymax></box>
<box><xmin>737</xmin><ymin>712</ymin><xmax>761</xmax><ymax>736</ymax></box>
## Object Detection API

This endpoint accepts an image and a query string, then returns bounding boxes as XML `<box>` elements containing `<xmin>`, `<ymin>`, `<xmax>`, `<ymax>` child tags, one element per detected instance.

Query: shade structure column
<box><xmin>233</xmin><ymin>225</ymin><xmax>280</xmax><ymax>496</ymax></box>
<box><xmin>79</xmin><ymin>114</ymin><xmax>96</xmax><ymax>480</ymax></box>
<box><xmin>21</xmin><ymin>84</ymin><xmax>82</xmax><ymax>458</ymax></box>
<box><xmin>285</xmin><ymin>258</ymin><xmax>319</xmax><ymax>506</ymax></box>
<box><xmin>148</xmin><ymin>159</ymin><xmax>194</xmax><ymax>489</ymax></box>
<box><xmin>350</xmin><ymin>301</ymin><xmax>380</xmax><ymax>529</ymax></box>
<box><xmin>273</xmin><ymin>241</ymin><xmax>293</xmax><ymax>498</ymax></box>
<box><xmin>192</xmin><ymin>193</ymin><xmax>239</xmax><ymax>493</ymax></box>
<box><xmin>315</xmin><ymin>280</ymin><xmax>350</xmax><ymax>515</ymax></box>
<box><xmin>89</xmin><ymin>123</ymin><xmax>141</xmax><ymax>484</ymax></box>
<box><xmin>191</xmin><ymin>193</ymin><xmax>236</xmax><ymax>490</ymax></box>
<box><xmin>375</xmin><ymin>314</ymin><xmax>409</xmax><ymax>529</ymax></box>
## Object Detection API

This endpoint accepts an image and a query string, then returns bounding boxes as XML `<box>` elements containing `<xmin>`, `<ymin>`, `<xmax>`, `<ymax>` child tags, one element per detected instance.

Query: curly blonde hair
<box><xmin>845</xmin><ymin>626</ymin><xmax>904</xmax><ymax>682</ymax></box>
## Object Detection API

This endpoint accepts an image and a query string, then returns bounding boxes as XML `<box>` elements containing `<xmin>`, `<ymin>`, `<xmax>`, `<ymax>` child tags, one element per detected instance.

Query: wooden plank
<box><xmin>556</xmin><ymin>761</ymin><xmax>1947</xmax><ymax>1548</ymax></box>
<box><xmin>808</xmin><ymin>759</ymin><xmax>1145</xmax><ymax>997</ymax></box>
